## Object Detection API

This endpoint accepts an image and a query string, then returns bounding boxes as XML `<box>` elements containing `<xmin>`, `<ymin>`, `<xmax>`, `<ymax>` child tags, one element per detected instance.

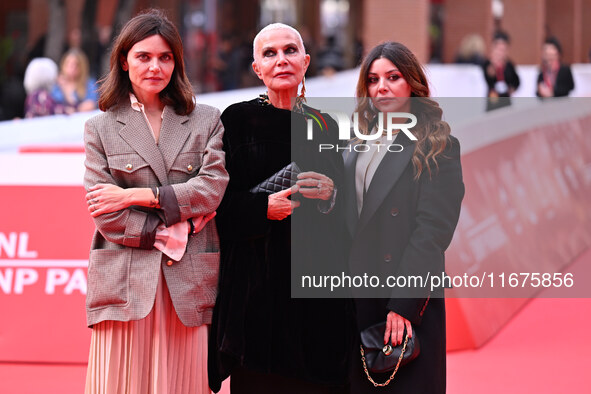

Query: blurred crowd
<box><xmin>24</xmin><ymin>49</ymin><xmax>98</xmax><ymax>118</ymax></box>
<box><xmin>0</xmin><ymin>23</ymin><xmax>584</xmax><ymax>121</ymax></box>
<box><xmin>455</xmin><ymin>31</ymin><xmax>576</xmax><ymax>111</ymax></box>
<box><xmin>1</xmin><ymin>40</ymin><xmax>100</xmax><ymax>121</ymax></box>
<box><xmin>0</xmin><ymin>25</ymin><xmax>361</xmax><ymax>121</ymax></box>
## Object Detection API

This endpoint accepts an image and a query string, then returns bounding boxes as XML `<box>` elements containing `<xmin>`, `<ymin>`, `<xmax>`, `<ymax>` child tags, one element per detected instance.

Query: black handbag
<box><xmin>250</xmin><ymin>162</ymin><xmax>301</xmax><ymax>194</ymax></box>
<box><xmin>360</xmin><ymin>322</ymin><xmax>420</xmax><ymax>387</ymax></box>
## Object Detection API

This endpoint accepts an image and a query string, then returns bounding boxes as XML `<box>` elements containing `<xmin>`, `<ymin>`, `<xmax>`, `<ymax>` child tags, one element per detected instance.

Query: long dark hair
<box><xmin>355</xmin><ymin>41</ymin><xmax>450</xmax><ymax>179</ymax></box>
<box><xmin>98</xmin><ymin>9</ymin><xmax>195</xmax><ymax>115</ymax></box>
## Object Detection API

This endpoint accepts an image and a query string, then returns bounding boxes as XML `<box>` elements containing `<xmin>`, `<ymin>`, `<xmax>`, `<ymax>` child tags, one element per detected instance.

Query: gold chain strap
<box><xmin>360</xmin><ymin>334</ymin><xmax>409</xmax><ymax>387</ymax></box>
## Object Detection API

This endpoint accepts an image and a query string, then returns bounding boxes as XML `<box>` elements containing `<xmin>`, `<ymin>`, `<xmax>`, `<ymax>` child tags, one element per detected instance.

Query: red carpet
<box><xmin>447</xmin><ymin>247</ymin><xmax>591</xmax><ymax>393</ymax></box>
<box><xmin>1</xmin><ymin>249</ymin><xmax>589</xmax><ymax>393</ymax></box>
<box><xmin>447</xmin><ymin>297</ymin><xmax>591</xmax><ymax>393</ymax></box>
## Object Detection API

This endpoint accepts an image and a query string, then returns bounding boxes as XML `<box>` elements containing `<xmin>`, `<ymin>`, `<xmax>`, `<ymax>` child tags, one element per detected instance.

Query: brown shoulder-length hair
<box><xmin>355</xmin><ymin>41</ymin><xmax>450</xmax><ymax>179</ymax></box>
<box><xmin>98</xmin><ymin>9</ymin><xmax>195</xmax><ymax>115</ymax></box>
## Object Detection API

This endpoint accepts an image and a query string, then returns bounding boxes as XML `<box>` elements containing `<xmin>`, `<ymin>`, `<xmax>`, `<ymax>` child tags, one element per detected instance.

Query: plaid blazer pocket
<box><xmin>169</xmin><ymin>151</ymin><xmax>202</xmax><ymax>184</ymax></box>
<box><xmin>190</xmin><ymin>252</ymin><xmax>220</xmax><ymax>312</ymax></box>
<box><xmin>106</xmin><ymin>153</ymin><xmax>151</xmax><ymax>184</ymax></box>
<box><xmin>86</xmin><ymin>249</ymin><xmax>131</xmax><ymax>310</ymax></box>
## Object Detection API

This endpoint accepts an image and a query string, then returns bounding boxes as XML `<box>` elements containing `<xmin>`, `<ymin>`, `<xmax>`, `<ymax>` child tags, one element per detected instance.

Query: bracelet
<box><xmin>188</xmin><ymin>218</ymin><xmax>195</xmax><ymax>234</ymax></box>
<box><xmin>150</xmin><ymin>187</ymin><xmax>160</xmax><ymax>207</ymax></box>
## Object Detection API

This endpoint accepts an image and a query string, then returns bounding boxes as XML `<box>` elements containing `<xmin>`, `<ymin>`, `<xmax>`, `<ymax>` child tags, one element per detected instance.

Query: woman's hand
<box><xmin>384</xmin><ymin>311</ymin><xmax>412</xmax><ymax>347</ymax></box>
<box><xmin>86</xmin><ymin>183</ymin><xmax>133</xmax><ymax>217</ymax></box>
<box><xmin>538</xmin><ymin>82</ymin><xmax>553</xmax><ymax>97</ymax></box>
<box><xmin>267</xmin><ymin>185</ymin><xmax>300</xmax><ymax>220</ymax></box>
<box><xmin>296</xmin><ymin>171</ymin><xmax>334</xmax><ymax>201</ymax></box>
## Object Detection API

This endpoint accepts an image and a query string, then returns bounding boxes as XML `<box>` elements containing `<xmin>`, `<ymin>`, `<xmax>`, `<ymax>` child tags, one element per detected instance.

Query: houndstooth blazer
<box><xmin>83</xmin><ymin>99</ymin><xmax>228</xmax><ymax>327</ymax></box>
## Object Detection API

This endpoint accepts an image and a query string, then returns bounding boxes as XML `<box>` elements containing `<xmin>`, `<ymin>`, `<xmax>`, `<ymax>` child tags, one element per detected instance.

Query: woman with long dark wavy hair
<box><xmin>344</xmin><ymin>41</ymin><xmax>464</xmax><ymax>393</ymax></box>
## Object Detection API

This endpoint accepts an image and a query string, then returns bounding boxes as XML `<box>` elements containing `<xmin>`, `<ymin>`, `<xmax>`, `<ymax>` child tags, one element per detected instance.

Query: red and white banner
<box><xmin>0</xmin><ymin>179</ymin><xmax>94</xmax><ymax>363</ymax></box>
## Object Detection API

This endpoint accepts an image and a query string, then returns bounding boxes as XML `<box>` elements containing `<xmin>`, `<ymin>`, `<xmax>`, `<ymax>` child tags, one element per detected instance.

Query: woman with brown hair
<box><xmin>82</xmin><ymin>9</ymin><xmax>228</xmax><ymax>393</ymax></box>
<box><xmin>536</xmin><ymin>36</ymin><xmax>575</xmax><ymax>97</ymax></box>
<box><xmin>482</xmin><ymin>31</ymin><xmax>520</xmax><ymax>111</ymax></box>
<box><xmin>345</xmin><ymin>41</ymin><xmax>464</xmax><ymax>393</ymax></box>
<box><xmin>51</xmin><ymin>48</ymin><xmax>98</xmax><ymax>112</ymax></box>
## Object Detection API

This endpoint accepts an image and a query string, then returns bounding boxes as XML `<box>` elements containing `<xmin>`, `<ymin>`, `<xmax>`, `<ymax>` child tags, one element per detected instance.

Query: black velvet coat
<box><xmin>208</xmin><ymin>98</ymin><xmax>355</xmax><ymax>392</ymax></box>
<box><xmin>344</xmin><ymin>132</ymin><xmax>465</xmax><ymax>393</ymax></box>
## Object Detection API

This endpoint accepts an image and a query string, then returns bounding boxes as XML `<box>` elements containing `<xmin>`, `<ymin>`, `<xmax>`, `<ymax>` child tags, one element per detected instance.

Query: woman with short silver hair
<box><xmin>208</xmin><ymin>23</ymin><xmax>354</xmax><ymax>394</ymax></box>
<box><xmin>23</xmin><ymin>57</ymin><xmax>66</xmax><ymax>118</ymax></box>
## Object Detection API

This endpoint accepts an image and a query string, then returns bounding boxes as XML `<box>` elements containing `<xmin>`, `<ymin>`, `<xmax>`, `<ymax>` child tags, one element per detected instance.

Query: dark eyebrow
<box><xmin>368</xmin><ymin>68</ymin><xmax>400</xmax><ymax>75</ymax></box>
<box><xmin>132</xmin><ymin>50</ymin><xmax>173</xmax><ymax>56</ymax></box>
<box><xmin>260</xmin><ymin>42</ymin><xmax>299</xmax><ymax>52</ymax></box>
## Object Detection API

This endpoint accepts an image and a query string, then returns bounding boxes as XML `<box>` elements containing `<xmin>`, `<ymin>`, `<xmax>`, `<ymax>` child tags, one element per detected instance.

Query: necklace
<box><xmin>257</xmin><ymin>92</ymin><xmax>305</xmax><ymax>114</ymax></box>
<box><xmin>258</xmin><ymin>93</ymin><xmax>271</xmax><ymax>106</ymax></box>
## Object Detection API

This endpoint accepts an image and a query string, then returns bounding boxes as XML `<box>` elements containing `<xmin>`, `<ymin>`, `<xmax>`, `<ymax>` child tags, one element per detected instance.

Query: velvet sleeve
<box><xmin>215</xmin><ymin>107</ymin><xmax>272</xmax><ymax>241</ymax></box>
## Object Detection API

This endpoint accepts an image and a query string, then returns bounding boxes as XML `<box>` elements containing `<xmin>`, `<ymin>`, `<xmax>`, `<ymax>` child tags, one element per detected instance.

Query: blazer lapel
<box><xmin>117</xmin><ymin>105</ymin><xmax>169</xmax><ymax>186</ymax></box>
<box><xmin>158</xmin><ymin>107</ymin><xmax>191</xmax><ymax>173</ymax></box>
<box><xmin>343</xmin><ymin>144</ymin><xmax>360</xmax><ymax>237</ymax></box>
<box><xmin>357</xmin><ymin>133</ymin><xmax>415</xmax><ymax>233</ymax></box>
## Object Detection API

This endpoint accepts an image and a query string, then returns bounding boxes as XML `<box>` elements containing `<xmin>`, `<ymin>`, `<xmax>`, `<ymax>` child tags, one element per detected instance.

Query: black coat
<box><xmin>208</xmin><ymin>98</ymin><xmax>355</xmax><ymax>392</ymax></box>
<box><xmin>482</xmin><ymin>59</ymin><xmax>520</xmax><ymax>111</ymax></box>
<box><xmin>344</xmin><ymin>132</ymin><xmax>465</xmax><ymax>393</ymax></box>
<box><xmin>536</xmin><ymin>64</ymin><xmax>575</xmax><ymax>97</ymax></box>
<box><xmin>482</xmin><ymin>59</ymin><xmax>520</xmax><ymax>97</ymax></box>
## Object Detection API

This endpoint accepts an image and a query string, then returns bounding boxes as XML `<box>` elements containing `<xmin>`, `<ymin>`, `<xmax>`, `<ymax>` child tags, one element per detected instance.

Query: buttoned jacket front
<box><xmin>343</xmin><ymin>132</ymin><xmax>464</xmax><ymax>393</ymax></box>
<box><xmin>83</xmin><ymin>99</ymin><xmax>228</xmax><ymax>328</ymax></box>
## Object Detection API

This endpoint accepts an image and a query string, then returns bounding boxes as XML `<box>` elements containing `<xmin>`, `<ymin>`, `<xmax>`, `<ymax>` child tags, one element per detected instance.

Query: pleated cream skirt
<box><xmin>84</xmin><ymin>270</ymin><xmax>209</xmax><ymax>394</ymax></box>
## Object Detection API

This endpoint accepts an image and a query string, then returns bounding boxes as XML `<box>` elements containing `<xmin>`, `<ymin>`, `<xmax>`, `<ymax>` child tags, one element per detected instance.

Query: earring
<box><xmin>294</xmin><ymin>76</ymin><xmax>307</xmax><ymax>113</ymax></box>
<box><xmin>299</xmin><ymin>76</ymin><xmax>307</xmax><ymax>100</ymax></box>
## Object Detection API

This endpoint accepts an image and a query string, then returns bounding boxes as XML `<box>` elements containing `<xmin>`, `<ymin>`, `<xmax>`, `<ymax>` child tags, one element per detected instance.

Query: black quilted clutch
<box><xmin>250</xmin><ymin>162</ymin><xmax>301</xmax><ymax>194</ymax></box>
